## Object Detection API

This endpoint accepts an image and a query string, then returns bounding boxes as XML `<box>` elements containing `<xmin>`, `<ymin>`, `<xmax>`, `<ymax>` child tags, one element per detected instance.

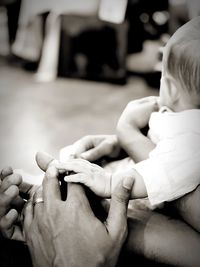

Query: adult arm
<box><xmin>125</xmin><ymin>186</ymin><xmax>200</xmax><ymax>266</ymax></box>
<box><xmin>125</xmin><ymin>207</ymin><xmax>200</xmax><ymax>267</ymax></box>
<box><xmin>169</xmin><ymin>185</ymin><xmax>200</xmax><ymax>232</ymax></box>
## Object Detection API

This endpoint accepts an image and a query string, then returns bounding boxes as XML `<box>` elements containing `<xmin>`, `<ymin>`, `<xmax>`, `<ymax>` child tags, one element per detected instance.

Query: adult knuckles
<box><xmin>5</xmin><ymin>174</ymin><xmax>22</xmax><ymax>186</ymax></box>
<box><xmin>1</xmin><ymin>167</ymin><xmax>13</xmax><ymax>178</ymax></box>
<box><xmin>112</xmin><ymin>190</ymin><xmax>129</xmax><ymax>205</ymax></box>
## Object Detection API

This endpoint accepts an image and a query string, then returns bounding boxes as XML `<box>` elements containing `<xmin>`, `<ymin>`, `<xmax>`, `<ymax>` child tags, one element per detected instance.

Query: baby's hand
<box><xmin>55</xmin><ymin>159</ymin><xmax>112</xmax><ymax>198</ymax></box>
<box><xmin>0</xmin><ymin>167</ymin><xmax>24</xmax><ymax>241</ymax></box>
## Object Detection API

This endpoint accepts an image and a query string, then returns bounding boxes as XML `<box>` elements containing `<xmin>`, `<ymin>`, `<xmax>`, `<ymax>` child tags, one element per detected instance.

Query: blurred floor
<box><xmin>0</xmin><ymin>44</ymin><xmax>159</xmax><ymax>175</ymax></box>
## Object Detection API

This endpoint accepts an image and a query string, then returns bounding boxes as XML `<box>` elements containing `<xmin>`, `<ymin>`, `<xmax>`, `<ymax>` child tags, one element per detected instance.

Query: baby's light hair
<box><xmin>163</xmin><ymin>16</ymin><xmax>200</xmax><ymax>106</ymax></box>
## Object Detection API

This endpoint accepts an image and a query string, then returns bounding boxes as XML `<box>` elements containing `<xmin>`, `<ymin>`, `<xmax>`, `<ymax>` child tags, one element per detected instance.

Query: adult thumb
<box><xmin>35</xmin><ymin>151</ymin><xmax>55</xmax><ymax>171</ymax></box>
<box><xmin>106</xmin><ymin>176</ymin><xmax>134</xmax><ymax>242</ymax></box>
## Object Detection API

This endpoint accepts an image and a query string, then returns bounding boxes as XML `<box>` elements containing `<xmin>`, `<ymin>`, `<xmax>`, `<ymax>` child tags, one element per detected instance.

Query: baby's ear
<box><xmin>166</xmin><ymin>76</ymin><xmax>180</xmax><ymax>104</ymax></box>
<box><xmin>35</xmin><ymin>151</ymin><xmax>55</xmax><ymax>171</ymax></box>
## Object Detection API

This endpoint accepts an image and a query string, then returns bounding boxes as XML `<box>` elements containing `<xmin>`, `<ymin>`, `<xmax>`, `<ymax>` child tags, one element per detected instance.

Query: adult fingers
<box><xmin>0</xmin><ymin>209</ymin><xmax>24</xmax><ymax>241</ymax></box>
<box><xmin>32</xmin><ymin>187</ymin><xmax>44</xmax><ymax>218</ymax></box>
<box><xmin>23</xmin><ymin>200</ymin><xmax>34</xmax><ymax>235</ymax></box>
<box><xmin>0</xmin><ymin>185</ymin><xmax>19</xmax><ymax>218</ymax></box>
<box><xmin>106</xmin><ymin>176</ymin><xmax>134</xmax><ymax>242</ymax></box>
<box><xmin>0</xmin><ymin>167</ymin><xmax>13</xmax><ymax>180</ymax></box>
<box><xmin>0</xmin><ymin>174</ymin><xmax>22</xmax><ymax>193</ymax></box>
<box><xmin>2</xmin><ymin>185</ymin><xmax>19</xmax><ymax>205</ymax></box>
<box><xmin>11</xmin><ymin>196</ymin><xmax>25</xmax><ymax>210</ymax></box>
<box><xmin>67</xmin><ymin>183</ymin><xmax>92</xmax><ymax>215</ymax></box>
<box><xmin>43</xmin><ymin>166</ymin><xmax>61</xmax><ymax>205</ymax></box>
<box><xmin>35</xmin><ymin>151</ymin><xmax>55</xmax><ymax>172</ymax></box>
<box><xmin>19</xmin><ymin>181</ymin><xmax>35</xmax><ymax>196</ymax></box>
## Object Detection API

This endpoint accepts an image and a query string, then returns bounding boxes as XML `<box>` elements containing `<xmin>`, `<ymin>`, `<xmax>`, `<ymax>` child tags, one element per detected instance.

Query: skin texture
<box><xmin>126</xmin><ymin>200</ymin><xmax>200</xmax><ymax>267</ymax></box>
<box><xmin>0</xmin><ymin>167</ymin><xmax>36</xmax><ymax>241</ymax></box>
<box><xmin>56</xmin><ymin>160</ymin><xmax>147</xmax><ymax>199</ymax></box>
<box><xmin>116</xmin><ymin>96</ymin><xmax>158</xmax><ymax>163</ymax></box>
<box><xmin>23</xmin><ymin>166</ymin><xmax>134</xmax><ymax>267</ymax></box>
<box><xmin>0</xmin><ymin>152</ymin><xmax>199</xmax><ymax>267</ymax></box>
<box><xmin>72</xmin><ymin>134</ymin><xmax>121</xmax><ymax>162</ymax></box>
<box><xmin>58</xmin><ymin>127</ymin><xmax>200</xmax><ymax>267</ymax></box>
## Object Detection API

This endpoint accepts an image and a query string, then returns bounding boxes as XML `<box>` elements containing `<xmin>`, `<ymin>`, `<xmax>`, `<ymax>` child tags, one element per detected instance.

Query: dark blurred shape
<box><xmin>127</xmin><ymin>70</ymin><xmax>161</xmax><ymax>88</ymax></box>
<box><xmin>126</xmin><ymin>0</ymin><xmax>169</xmax><ymax>54</ymax></box>
<box><xmin>0</xmin><ymin>238</ymin><xmax>32</xmax><ymax>267</ymax></box>
<box><xmin>125</xmin><ymin>0</ymin><xmax>168</xmax><ymax>88</ymax></box>
<box><xmin>58</xmin><ymin>16</ymin><xmax>128</xmax><ymax>84</ymax></box>
<box><xmin>0</xmin><ymin>0</ymin><xmax>21</xmax><ymax>45</ymax></box>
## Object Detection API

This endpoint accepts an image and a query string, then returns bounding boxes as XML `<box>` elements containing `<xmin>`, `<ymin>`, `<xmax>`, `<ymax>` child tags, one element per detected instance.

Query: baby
<box><xmin>56</xmin><ymin>16</ymin><xmax>200</xmax><ymax>207</ymax></box>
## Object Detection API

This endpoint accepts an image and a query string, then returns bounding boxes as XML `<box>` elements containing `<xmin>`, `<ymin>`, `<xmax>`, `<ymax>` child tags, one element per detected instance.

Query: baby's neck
<box><xmin>171</xmin><ymin>101</ymin><xmax>198</xmax><ymax>112</ymax></box>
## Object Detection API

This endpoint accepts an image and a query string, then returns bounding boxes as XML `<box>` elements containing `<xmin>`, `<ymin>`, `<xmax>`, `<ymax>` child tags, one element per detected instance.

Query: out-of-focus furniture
<box><xmin>58</xmin><ymin>16</ymin><xmax>128</xmax><ymax>84</ymax></box>
<box><xmin>0</xmin><ymin>0</ymin><xmax>21</xmax><ymax>55</ymax></box>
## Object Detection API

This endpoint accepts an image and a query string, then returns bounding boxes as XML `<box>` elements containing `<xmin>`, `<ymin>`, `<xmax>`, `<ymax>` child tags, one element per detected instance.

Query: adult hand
<box><xmin>0</xmin><ymin>167</ymin><xmax>38</xmax><ymax>241</ymax></box>
<box><xmin>117</xmin><ymin>96</ymin><xmax>159</xmax><ymax>131</ymax></box>
<box><xmin>71</xmin><ymin>135</ymin><xmax>121</xmax><ymax>162</ymax></box>
<box><xmin>23</xmin><ymin>166</ymin><xmax>134</xmax><ymax>267</ymax></box>
<box><xmin>0</xmin><ymin>152</ymin><xmax>58</xmax><ymax>242</ymax></box>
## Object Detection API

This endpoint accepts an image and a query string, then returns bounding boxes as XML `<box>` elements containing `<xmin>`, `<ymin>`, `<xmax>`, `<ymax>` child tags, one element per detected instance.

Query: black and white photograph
<box><xmin>0</xmin><ymin>0</ymin><xmax>200</xmax><ymax>266</ymax></box>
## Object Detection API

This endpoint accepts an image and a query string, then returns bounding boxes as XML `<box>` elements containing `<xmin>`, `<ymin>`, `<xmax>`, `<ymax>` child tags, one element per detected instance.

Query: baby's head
<box><xmin>159</xmin><ymin>16</ymin><xmax>200</xmax><ymax>111</ymax></box>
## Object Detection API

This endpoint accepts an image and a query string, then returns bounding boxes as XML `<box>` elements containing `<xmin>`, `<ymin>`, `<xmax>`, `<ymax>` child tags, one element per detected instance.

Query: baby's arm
<box><xmin>56</xmin><ymin>159</ymin><xmax>112</xmax><ymax>198</ymax></box>
<box><xmin>55</xmin><ymin>160</ymin><xmax>147</xmax><ymax>199</ymax></box>
<box><xmin>117</xmin><ymin>96</ymin><xmax>159</xmax><ymax>162</ymax></box>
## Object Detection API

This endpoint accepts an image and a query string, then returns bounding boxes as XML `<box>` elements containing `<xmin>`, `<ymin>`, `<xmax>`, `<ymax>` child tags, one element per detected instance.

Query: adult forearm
<box><xmin>170</xmin><ymin>185</ymin><xmax>200</xmax><ymax>232</ymax></box>
<box><xmin>125</xmin><ymin>209</ymin><xmax>200</xmax><ymax>267</ymax></box>
<box><xmin>117</xmin><ymin>124</ymin><xmax>155</xmax><ymax>163</ymax></box>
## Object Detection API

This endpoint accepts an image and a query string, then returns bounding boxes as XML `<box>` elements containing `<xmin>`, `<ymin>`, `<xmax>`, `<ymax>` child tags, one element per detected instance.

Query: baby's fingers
<box><xmin>64</xmin><ymin>173</ymin><xmax>90</xmax><ymax>187</ymax></box>
<box><xmin>56</xmin><ymin>160</ymin><xmax>92</xmax><ymax>174</ymax></box>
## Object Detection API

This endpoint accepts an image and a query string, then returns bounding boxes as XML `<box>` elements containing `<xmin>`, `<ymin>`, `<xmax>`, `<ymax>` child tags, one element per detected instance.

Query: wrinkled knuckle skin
<box><xmin>113</xmin><ymin>192</ymin><xmax>128</xmax><ymax>205</ymax></box>
<box><xmin>13</xmin><ymin>173</ymin><xmax>23</xmax><ymax>182</ymax></box>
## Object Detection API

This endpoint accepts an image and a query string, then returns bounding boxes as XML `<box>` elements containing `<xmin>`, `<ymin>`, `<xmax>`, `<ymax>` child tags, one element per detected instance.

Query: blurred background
<box><xmin>0</xmin><ymin>0</ymin><xmax>199</xmax><ymax>175</ymax></box>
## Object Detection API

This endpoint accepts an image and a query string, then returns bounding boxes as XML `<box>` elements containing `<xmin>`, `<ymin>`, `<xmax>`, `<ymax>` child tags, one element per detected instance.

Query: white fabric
<box><xmin>134</xmin><ymin>108</ymin><xmax>200</xmax><ymax>206</ymax></box>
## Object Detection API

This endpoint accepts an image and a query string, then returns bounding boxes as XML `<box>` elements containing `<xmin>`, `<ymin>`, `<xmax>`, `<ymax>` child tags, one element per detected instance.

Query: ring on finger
<box><xmin>33</xmin><ymin>197</ymin><xmax>44</xmax><ymax>206</ymax></box>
